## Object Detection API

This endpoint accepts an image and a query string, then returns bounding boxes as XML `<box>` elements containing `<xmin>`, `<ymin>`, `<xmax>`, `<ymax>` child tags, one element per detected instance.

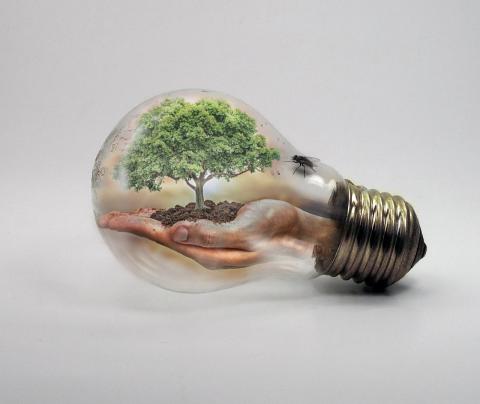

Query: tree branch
<box><xmin>230</xmin><ymin>169</ymin><xmax>250</xmax><ymax>178</ymax></box>
<box><xmin>185</xmin><ymin>179</ymin><xmax>195</xmax><ymax>191</ymax></box>
<box><xmin>185</xmin><ymin>179</ymin><xmax>196</xmax><ymax>190</ymax></box>
<box><xmin>204</xmin><ymin>169</ymin><xmax>250</xmax><ymax>182</ymax></box>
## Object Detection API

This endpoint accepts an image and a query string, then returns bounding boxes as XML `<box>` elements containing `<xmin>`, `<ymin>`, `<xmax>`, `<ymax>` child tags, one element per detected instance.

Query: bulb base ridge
<box><xmin>318</xmin><ymin>180</ymin><xmax>427</xmax><ymax>287</ymax></box>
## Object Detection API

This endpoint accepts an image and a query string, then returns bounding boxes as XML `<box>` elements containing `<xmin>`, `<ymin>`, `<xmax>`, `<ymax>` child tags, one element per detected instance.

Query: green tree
<box><xmin>119</xmin><ymin>98</ymin><xmax>280</xmax><ymax>209</ymax></box>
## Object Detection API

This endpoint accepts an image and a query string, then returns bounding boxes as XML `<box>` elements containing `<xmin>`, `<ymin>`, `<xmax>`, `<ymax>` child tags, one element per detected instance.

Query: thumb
<box><xmin>171</xmin><ymin>220</ymin><xmax>246</xmax><ymax>249</ymax></box>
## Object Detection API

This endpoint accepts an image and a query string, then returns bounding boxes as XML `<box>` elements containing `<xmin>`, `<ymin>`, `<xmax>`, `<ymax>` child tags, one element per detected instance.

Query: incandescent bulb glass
<box><xmin>92</xmin><ymin>89</ymin><xmax>426</xmax><ymax>293</ymax></box>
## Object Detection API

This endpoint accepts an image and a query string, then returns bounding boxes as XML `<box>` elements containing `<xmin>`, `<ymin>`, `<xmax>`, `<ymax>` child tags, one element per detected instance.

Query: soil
<box><xmin>150</xmin><ymin>200</ymin><xmax>244</xmax><ymax>227</ymax></box>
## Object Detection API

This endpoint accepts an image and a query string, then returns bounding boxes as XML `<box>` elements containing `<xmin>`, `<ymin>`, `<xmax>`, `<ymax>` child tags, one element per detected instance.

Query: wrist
<box><xmin>296</xmin><ymin>208</ymin><xmax>342</xmax><ymax>270</ymax></box>
<box><xmin>295</xmin><ymin>209</ymin><xmax>339</xmax><ymax>243</ymax></box>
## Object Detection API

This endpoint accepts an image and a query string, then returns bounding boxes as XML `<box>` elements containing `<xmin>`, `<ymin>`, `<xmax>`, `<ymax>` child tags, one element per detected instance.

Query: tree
<box><xmin>119</xmin><ymin>98</ymin><xmax>280</xmax><ymax>209</ymax></box>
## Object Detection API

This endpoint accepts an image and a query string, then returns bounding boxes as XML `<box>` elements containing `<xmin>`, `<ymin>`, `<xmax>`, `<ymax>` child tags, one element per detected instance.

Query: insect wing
<box><xmin>301</xmin><ymin>156</ymin><xmax>320</xmax><ymax>170</ymax></box>
<box><xmin>303</xmin><ymin>156</ymin><xmax>321</xmax><ymax>164</ymax></box>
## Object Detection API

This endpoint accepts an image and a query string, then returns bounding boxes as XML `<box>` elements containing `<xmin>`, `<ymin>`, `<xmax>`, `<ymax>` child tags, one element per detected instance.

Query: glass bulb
<box><xmin>92</xmin><ymin>89</ymin><xmax>426</xmax><ymax>293</ymax></box>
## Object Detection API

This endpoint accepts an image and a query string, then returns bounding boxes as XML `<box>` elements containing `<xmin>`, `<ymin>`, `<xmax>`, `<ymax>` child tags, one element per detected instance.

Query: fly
<box><xmin>287</xmin><ymin>155</ymin><xmax>320</xmax><ymax>177</ymax></box>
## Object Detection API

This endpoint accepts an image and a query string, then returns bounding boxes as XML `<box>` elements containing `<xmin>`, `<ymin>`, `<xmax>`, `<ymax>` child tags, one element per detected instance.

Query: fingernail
<box><xmin>173</xmin><ymin>226</ymin><xmax>189</xmax><ymax>242</ymax></box>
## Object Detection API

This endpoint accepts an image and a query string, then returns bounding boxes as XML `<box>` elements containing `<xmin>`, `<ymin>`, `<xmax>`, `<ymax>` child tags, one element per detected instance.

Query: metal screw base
<box><xmin>317</xmin><ymin>180</ymin><xmax>427</xmax><ymax>287</ymax></box>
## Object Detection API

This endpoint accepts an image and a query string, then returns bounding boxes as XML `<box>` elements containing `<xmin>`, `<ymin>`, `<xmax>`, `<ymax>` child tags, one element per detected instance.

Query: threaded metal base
<box><xmin>318</xmin><ymin>180</ymin><xmax>427</xmax><ymax>287</ymax></box>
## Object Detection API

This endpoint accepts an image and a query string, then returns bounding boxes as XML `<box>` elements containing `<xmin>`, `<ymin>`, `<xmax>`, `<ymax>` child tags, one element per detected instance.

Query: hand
<box><xmin>99</xmin><ymin>200</ymin><xmax>336</xmax><ymax>269</ymax></box>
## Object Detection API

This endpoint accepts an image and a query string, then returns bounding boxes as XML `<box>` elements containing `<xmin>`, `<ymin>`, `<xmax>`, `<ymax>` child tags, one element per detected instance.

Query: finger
<box><xmin>98</xmin><ymin>208</ymin><xmax>155</xmax><ymax>228</ymax></box>
<box><xmin>173</xmin><ymin>244</ymin><xmax>263</xmax><ymax>269</ymax></box>
<box><xmin>98</xmin><ymin>211</ymin><xmax>124</xmax><ymax>227</ymax></box>
<box><xmin>103</xmin><ymin>213</ymin><xmax>170</xmax><ymax>244</ymax></box>
<box><xmin>171</xmin><ymin>220</ymin><xmax>246</xmax><ymax>249</ymax></box>
<box><xmin>134</xmin><ymin>207</ymin><xmax>157</xmax><ymax>217</ymax></box>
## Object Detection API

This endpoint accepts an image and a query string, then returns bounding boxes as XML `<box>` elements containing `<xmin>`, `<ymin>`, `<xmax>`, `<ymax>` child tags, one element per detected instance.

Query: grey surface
<box><xmin>1</xmin><ymin>1</ymin><xmax>479</xmax><ymax>403</ymax></box>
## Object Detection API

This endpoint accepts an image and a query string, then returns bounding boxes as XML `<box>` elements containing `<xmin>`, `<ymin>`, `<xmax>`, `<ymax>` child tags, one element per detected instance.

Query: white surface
<box><xmin>1</xmin><ymin>1</ymin><xmax>479</xmax><ymax>403</ymax></box>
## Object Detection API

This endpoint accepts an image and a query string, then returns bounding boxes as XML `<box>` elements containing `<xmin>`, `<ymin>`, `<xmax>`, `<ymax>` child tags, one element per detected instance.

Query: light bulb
<box><xmin>92</xmin><ymin>89</ymin><xmax>426</xmax><ymax>293</ymax></box>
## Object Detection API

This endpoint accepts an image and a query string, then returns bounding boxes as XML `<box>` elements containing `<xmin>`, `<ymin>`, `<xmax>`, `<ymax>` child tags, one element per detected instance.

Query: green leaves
<box><xmin>119</xmin><ymin>98</ymin><xmax>280</xmax><ymax>194</ymax></box>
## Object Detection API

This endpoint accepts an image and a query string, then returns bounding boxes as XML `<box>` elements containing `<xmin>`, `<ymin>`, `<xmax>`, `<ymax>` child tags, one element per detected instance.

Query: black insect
<box><xmin>287</xmin><ymin>155</ymin><xmax>320</xmax><ymax>177</ymax></box>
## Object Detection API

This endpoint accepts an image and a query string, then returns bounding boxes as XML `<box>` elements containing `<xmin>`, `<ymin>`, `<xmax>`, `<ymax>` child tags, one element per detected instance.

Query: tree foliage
<box><xmin>119</xmin><ymin>98</ymin><xmax>280</xmax><ymax>208</ymax></box>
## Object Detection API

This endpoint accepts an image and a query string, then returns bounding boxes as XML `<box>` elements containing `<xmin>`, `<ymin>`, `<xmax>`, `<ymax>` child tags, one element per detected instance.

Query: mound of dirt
<box><xmin>150</xmin><ymin>200</ymin><xmax>244</xmax><ymax>226</ymax></box>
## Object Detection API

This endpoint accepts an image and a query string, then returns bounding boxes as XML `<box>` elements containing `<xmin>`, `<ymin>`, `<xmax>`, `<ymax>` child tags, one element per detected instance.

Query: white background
<box><xmin>1</xmin><ymin>1</ymin><xmax>479</xmax><ymax>403</ymax></box>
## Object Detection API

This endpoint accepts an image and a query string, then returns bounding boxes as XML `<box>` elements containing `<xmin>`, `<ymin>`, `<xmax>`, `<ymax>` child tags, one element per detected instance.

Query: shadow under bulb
<box><xmin>92</xmin><ymin>89</ymin><xmax>426</xmax><ymax>293</ymax></box>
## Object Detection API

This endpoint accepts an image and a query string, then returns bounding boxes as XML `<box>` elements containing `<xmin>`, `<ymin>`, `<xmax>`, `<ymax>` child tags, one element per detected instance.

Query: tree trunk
<box><xmin>194</xmin><ymin>181</ymin><xmax>205</xmax><ymax>209</ymax></box>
